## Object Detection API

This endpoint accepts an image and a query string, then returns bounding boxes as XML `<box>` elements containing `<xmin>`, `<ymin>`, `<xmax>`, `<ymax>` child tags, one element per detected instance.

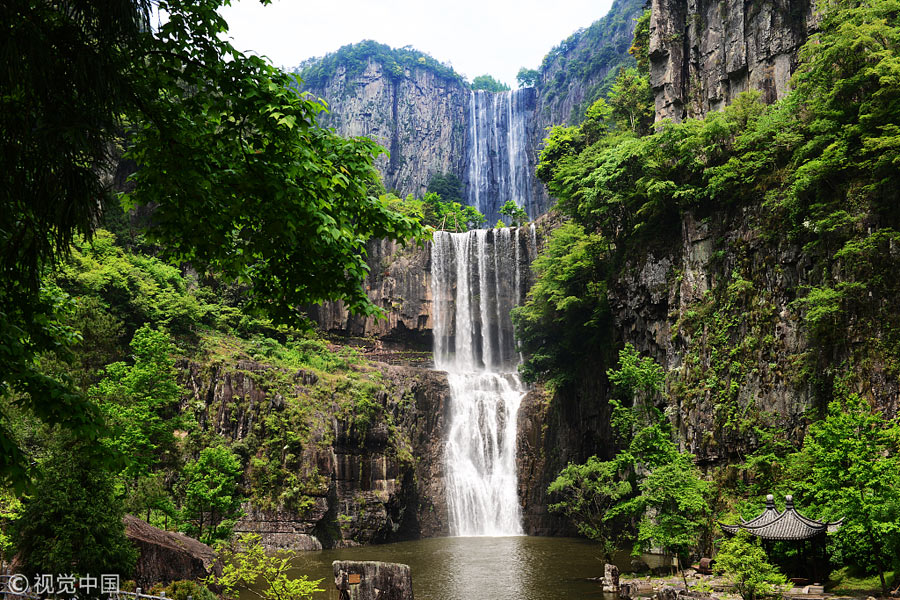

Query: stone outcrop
<box><xmin>307</xmin><ymin>60</ymin><xmax>469</xmax><ymax>198</ymax></box>
<box><xmin>649</xmin><ymin>0</ymin><xmax>817</xmax><ymax>121</ymax></box>
<box><xmin>181</xmin><ymin>359</ymin><xmax>451</xmax><ymax>550</ymax></box>
<box><xmin>309</xmin><ymin>223</ymin><xmax>543</xmax><ymax>352</ymax></box>
<box><xmin>308</xmin><ymin>238</ymin><xmax>433</xmax><ymax>350</ymax></box>
<box><xmin>124</xmin><ymin>515</ymin><xmax>219</xmax><ymax>588</ymax></box>
<box><xmin>333</xmin><ymin>561</ymin><xmax>414</xmax><ymax>600</ymax></box>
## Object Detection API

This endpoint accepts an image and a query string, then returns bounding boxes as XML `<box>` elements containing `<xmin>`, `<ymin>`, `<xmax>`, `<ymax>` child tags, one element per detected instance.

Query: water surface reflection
<box><xmin>286</xmin><ymin>536</ymin><xmax>665</xmax><ymax>600</ymax></box>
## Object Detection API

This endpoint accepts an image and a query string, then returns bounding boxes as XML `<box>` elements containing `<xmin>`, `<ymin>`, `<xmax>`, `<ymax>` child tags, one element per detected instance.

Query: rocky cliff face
<box><xmin>307</xmin><ymin>59</ymin><xmax>469</xmax><ymax>197</ymax></box>
<box><xmin>532</xmin><ymin>0</ymin><xmax>644</xmax><ymax>129</ymax></box>
<box><xmin>649</xmin><ymin>0</ymin><xmax>817</xmax><ymax>121</ymax></box>
<box><xmin>301</xmin><ymin>0</ymin><xmax>642</xmax><ymax>223</ymax></box>
<box><xmin>180</xmin><ymin>359</ymin><xmax>451</xmax><ymax>550</ymax></box>
<box><xmin>307</xmin><ymin>238</ymin><xmax>433</xmax><ymax>351</ymax></box>
<box><xmin>515</xmin><ymin>205</ymin><xmax>900</xmax><ymax>533</ymax></box>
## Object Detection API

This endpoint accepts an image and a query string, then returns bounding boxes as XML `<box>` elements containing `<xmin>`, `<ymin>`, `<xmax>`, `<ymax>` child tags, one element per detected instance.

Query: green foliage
<box><xmin>0</xmin><ymin>281</ymin><xmax>104</xmax><ymax>488</ymax></box>
<box><xmin>789</xmin><ymin>0</ymin><xmax>900</xmax><ymax>207</ymax></box>
<box><xmin>626</xmin><ymin>453</ymin><xmax>710</xmax><ymax>572</ymax></box>
<box><xmin>181</xmin><ymin>446</ymin><xmax>244</xmax><ymax>545</ymax></box>
<box><xmin>210</xmin><ymin>533</ymin><xmax>324</xmax><ymax>600</ymax></box>
<box><xmin>3</xmin><ymin>0</ymin><xmax>425</xmax><ymax>488</ymax></box>
<box><xmin>547</xmin><ymin>456</ymin><xmax>632</xmax><ymax>559</ymax></box>
<box><xmin>426</xmin><ymin>172</ymin><xmax>465</xmax><ymax>204</ymax></box>
<box><xmin>471</xmin><ymin>74</ymin><xmax>511</xmax><ymax>92</ymax></box>
<box><xmin>385</xmin><ymin>192</ymin><xmax>486</xmax><ymax>232</ymax></box>
<box><xmin>13</xmin><ymin>439</ymin><xmax>137</xmax><ymax>579</ymax></box>
<box><xmin>714</xmin><ymin>531</ymin><xmax>787</xmax><ymax>600</ymax></box>
<box><xmin>607</xmin><ymin>343</ymin><xmax>665</xmax><ymax>401</ymax></box>
<box><xmin>91</xmin><ymin>325</ymin><xmax>181</xmax><ymax>480</ymax></box>
<box><xmin>298</xmin><ymin>40</ymin><xmax>464</xmax><ymax>89</ymax></box>
<box><xmin>151</xmin><ymin>580</ymin><xmax>217</xmax><ymax>600</ymax></box>
<box><xmin>124</xmin><ymin>1</ymin><xmax>424</xmax><ymax>325</ymax></box>
<box><xmin>124</xmin><ymin>472</ymin><xmax>180</xmax><ymax>529</ymax></box>
<box><xmin>791</xmin><ymin>390</ymin><xmax>900</xmax><ymax>594</ymax></box>
<box><xmin>608</xmin><ymin>67</ymin><xmax>654</xmax><ymax>135</ymax></box>
<box><xmin>0</xmin><ymin>491</ymin><xmax>22</xmax><ymax>563</ymax></box>
<box><xmin>516</xmin><ymin>67</ymin><xmax>540</xmax><ymax>88</ymax></box>
<box><xmin>549</xmin><ymin>347</ymin><xmax>709</xmax><ymax>568</ymax></box>
<box><xmin>580</xmin><ymin>98</ymin><xmax>613</xmax><ymax>144</ymax></box>
<box><xmin>56</xmin><ymin>230</ymin><xmax>206</xmax><ymax>335</ymax></box>
<box><xmin>1</xmin><ymin>0</ymin><xmax>144</xmax><ymax>296</ymax></box>
<box><xmin>2</xmin><ymin>0</ymin><xmax>152</xmax><ymax>488</ymax></box>
<box><xmin>537</xmin><ymin>0</ymin><xmax>643</xmax><ymax>117</ymax></box>
<box><xmin>512</xmin><ymin>223</ymin><xmax>610</xmax><ymax>387</ymax></box>
<box><xmin>499</xmin><ymin>200</ymin><xmax>529</xmax><ymax>227</ymax></box>
<box><xmin>629</xmin><ymin>9</ymin><xmax>651</xmax><ymax>75</ymax></box>
<box><xmin>535</xmin><ymin>0</ymin><xmax>900</xmax><ymax>575</ymax></box>
<box><xmin>532</xmin><ymin>0</ymin><xmax>900</xmax><ymax>402</ymax></box>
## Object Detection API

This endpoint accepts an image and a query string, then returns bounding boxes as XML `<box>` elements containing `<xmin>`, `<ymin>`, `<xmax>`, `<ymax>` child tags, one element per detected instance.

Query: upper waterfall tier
<box><xmin>465</xmin><ymin>89</ymin><xmax>537</xmax><ymax>227</ymax></box>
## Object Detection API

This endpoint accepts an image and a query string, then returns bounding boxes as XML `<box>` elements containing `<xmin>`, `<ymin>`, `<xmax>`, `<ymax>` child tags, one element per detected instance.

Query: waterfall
<box><xmin>466</xmin><ymin>89</ymin><xmax>534</xmax><ymax>226</ymax></box>
<box><xmin>432</xmin><ymin>226</ymin><xmax>536</xmax><ymax>536</ymax></box>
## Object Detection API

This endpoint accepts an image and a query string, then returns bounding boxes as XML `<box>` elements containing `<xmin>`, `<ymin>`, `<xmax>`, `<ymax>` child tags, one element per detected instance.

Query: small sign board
<box><xmin>348</xmin><ymin>574</ymin><xmax>362</xmax><ymax>585</ymax></box>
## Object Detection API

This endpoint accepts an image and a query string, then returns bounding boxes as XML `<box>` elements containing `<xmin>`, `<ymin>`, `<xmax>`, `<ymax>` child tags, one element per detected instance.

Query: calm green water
<box><xmin>285</xmin><ymin>536</ymin><xmax>667</xmax><ymax>600</ymax></box>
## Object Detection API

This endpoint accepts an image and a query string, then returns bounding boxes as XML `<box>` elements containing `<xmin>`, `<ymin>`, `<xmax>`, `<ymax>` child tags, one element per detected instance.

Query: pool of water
<box><xmin>284</xmin><ymin>536</ymin><xmax>667</xmax><ymax>600</ymax></box>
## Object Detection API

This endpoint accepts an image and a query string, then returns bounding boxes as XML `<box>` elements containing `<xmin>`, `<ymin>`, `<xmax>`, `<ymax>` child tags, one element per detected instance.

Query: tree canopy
<box><xmin>1</xmin><ymin>0</ymin><xmax>423</xmax><ymax>487</ymax></box>
<box><xmin>471</xmin><ymin>74</ymin><xmax>511</xmax><ymax>92</ymax></box>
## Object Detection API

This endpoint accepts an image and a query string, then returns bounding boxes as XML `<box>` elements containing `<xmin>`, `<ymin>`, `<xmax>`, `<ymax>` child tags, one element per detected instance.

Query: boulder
<box><xmin>124</xmin><ymin>515</ymin><xmax>219</xmax><ymax>588</ymax></box>
<box><xmin>333</xmin><ymin>561</ymin><xmax>413</xmax><ymax>600</ymax></box>
<box><xmin>603</xmin><ymin>564</ymin><xmax>621</xmax><ymax>592</ymax></box>
<box><xmin>630</xmin><ymin>558</ymin><xmax>651</xmax><ymax>573</ymax></box>
<box><xmin>658</xmin><ymin>585</ymin><xmax>680</xmax><ymax>600</ymax></box>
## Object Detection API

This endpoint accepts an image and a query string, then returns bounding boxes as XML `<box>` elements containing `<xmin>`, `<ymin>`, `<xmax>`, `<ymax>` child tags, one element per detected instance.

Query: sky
<box><xmin>218</xmin><ymin>0</ymin><xmax>615</xmax><ymax>88</ymax></box>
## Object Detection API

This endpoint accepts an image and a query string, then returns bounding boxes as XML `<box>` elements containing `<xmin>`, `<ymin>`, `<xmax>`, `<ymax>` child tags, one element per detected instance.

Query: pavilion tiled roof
<box><xmin>720</xmin><ymin>495</ymin><xmax>844</xmax><ymax>541</ymax></box>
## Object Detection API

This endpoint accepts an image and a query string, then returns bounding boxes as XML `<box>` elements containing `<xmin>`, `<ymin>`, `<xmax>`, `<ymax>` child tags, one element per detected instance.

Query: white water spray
<box><xmin>432</xmin><ymin>227</ymin><xmax>536</xmax><ymax>536</ymax></box>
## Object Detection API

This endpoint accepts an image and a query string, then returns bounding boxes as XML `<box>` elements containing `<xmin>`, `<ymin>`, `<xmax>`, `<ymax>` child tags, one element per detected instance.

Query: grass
<box><xmin>827</xmin><ymin>567</ymin><xmax>896</xmax><ymax>596</ymax></box>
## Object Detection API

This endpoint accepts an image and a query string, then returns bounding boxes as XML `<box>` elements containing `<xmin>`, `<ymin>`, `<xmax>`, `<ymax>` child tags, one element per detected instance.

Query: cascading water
<box><xmin>432</xmin><ymin>226</ymin><xmax>536</xmax><ymax>536</ymax></box>
<box><xmin>466</xmin><ymin>89</ymin><xmax>534</xmax><ymax>226</ymax></box>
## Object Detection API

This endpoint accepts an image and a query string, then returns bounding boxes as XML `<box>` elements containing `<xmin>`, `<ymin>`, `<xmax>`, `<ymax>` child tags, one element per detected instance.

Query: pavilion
<box><xmin>720</xmin><ymin>494</ymin><xmax>843</xmax><ymax>580</ymax></box>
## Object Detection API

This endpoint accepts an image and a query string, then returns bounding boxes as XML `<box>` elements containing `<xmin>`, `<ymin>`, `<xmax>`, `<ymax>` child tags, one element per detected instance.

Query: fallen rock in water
<box><xmin>603</xmin><ymin>564</ymin><xmax>621</xmax><ymax>592</ymax></box>
<box><xmin>333</xmin><ymin>561</ymin><xmax>413</xmax><ymax>600</ymax></box>
<box><xmin>124</xmin><ymin>515</ymin><xmax>220</xmax><ymax>588</ymax></box>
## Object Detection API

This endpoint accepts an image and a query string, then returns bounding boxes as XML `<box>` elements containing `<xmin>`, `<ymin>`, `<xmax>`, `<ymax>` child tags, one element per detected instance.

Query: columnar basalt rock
<box><xmin>649</xmin><ymin>0</ymin><xmax>817</xmax><ymax>121</ymax></box>
<box><xmin>333</xmin><ymin>561</ymin><xmax>414</xmax><ymax>600</ymax></box>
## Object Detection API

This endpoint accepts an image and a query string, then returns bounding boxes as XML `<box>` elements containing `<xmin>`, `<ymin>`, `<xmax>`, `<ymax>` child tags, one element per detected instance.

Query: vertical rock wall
<box><xmin>307</xmin><ymin>238</ymin><xmax>434</xmax><ymax>349</ymax></box>
<box><xmin>307</xmin><ymin>59</ymin><xmax>470</xmax><ymax>197</ymax></box>
<box><xmin>649</xmin><ymin>0</ymin><xmax>818</xmax><ymax>121</ymax></box>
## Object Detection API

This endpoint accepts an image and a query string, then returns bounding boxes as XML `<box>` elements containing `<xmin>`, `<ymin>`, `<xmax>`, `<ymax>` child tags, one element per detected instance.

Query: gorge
<box><xmin>12</xmin><ymin>0</ymin><xmax>900</xmax><ymax>594</ymax></box>
<box><xmin>301</xmin><ymin>0</ymin><xmax>898</xmax><ymax>549</ymax></box>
